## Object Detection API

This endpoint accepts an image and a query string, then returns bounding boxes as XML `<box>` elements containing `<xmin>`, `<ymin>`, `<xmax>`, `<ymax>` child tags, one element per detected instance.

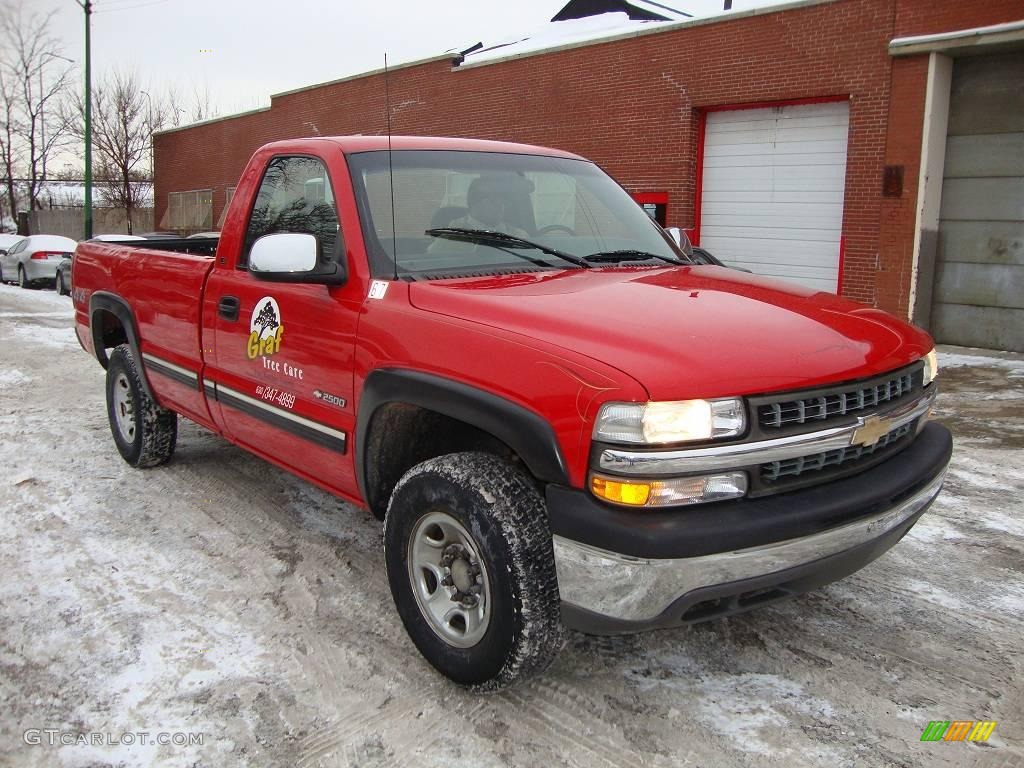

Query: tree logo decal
<box><xmin>247</xmin><ymin>296</ymin><xmax>284</xmax><ymax>359</ymax></box>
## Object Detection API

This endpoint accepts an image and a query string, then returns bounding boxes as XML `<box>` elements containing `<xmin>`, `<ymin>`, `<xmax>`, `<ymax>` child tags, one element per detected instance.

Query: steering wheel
<box><xmin>536</xmin><ymin>224</ymin><xmax>576</xmax><ymax>236</ymax></box>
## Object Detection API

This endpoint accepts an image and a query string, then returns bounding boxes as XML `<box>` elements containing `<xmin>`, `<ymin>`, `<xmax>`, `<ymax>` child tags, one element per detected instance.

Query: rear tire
<box><xmin>384</xmin><ymin>452</ymin><xmax>564</xmax><ymax>691</ymax></box>
<box><xmin>105</xmin><ymin>344</ymin><xmax>177</xmax><ymax>468</ymax></box>
<box><xmin>56</xmin><ymin>272</ymin><xmax>69</xmax><ymax>295</ymax></box>
<box><xmin>18</xmin><ymin>266</ymin><xmax>29</xmax><ymax>289</ymax></box>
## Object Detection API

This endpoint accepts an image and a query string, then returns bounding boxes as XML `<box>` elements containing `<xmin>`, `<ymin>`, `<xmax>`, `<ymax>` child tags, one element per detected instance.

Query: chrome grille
<box><xmin>759</xmin><ymin>371</ymin><xmax>915</xmax><ymax>429</ymax></box>
<box><xmin>760</xmin><ymin>422</ymin><xmax>914</xmax><ymax>483</ymax></box>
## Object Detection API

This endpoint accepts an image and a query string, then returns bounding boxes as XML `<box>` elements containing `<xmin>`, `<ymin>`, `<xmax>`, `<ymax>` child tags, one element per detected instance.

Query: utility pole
<box><xmin>75</xmin><ymin>0</ymin><xmax>93</xmax><ymax>239</ymax></box>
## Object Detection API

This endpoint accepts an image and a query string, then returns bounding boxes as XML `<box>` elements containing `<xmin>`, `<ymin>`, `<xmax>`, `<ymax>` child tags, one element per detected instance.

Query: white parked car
<box><xmin>0</xmin><ymin>234</ymin><xmax>77</xmax><ymax>288</ymax></box>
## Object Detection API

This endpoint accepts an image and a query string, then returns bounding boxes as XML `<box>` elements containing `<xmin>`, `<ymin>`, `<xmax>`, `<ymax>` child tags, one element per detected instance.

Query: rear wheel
<box><xmin>384</xmin><ymin>452</ymin><xmax>564</xmax><ymax>691</ymax></box>
<box><xmin>18</xmin><ymin>266</ymin><xmax>29</xmax><ymax>289</ymax></box>
<box><xmin>105</xmin><ymin>344</ymin><xmax>177</xmax><ymax>467</ymax></box>
<box><xmin>56</xmin><ymin>272</ymin><xmax>69</xmax><ymax>295</ymax></box>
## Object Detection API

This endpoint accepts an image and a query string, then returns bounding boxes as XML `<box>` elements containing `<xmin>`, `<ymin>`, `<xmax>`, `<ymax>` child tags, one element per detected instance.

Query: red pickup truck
<box><xmin>72</xmin><ymin>136</ymin><xmax>951</xmax><ymax>690</ymax></box>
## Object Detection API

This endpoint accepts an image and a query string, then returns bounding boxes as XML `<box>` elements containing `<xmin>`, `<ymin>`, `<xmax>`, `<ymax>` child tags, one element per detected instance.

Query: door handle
<box><xmin>218</xmin><ymin>296</ymin><xmax>240</xmax><ymax>322</ymax></box>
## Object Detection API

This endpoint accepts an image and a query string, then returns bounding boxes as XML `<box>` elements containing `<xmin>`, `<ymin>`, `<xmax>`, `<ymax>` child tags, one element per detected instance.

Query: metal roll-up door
<box><xmin>699</xmin><ymin>101</ymin><xmax>850</xmax><ymax>292</ymax></box>
<box><xmin>932</xmin><ymin>51</ymin><xmax>1024</xmax><ymax>352</ymax></box>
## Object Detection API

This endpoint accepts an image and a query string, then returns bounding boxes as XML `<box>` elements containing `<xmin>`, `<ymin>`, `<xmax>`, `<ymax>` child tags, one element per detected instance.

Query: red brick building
<box><xmin>154</xmin><ymin>0</ymin><xmax>1024</xmax><ymax>350</ymax></box>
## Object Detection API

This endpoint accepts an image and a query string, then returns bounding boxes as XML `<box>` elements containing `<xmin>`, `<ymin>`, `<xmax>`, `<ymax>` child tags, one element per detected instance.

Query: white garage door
<box><xmin>699</xmin><ymin>102</ymin><xmax>850</xmax><ymax>292</ymax></box>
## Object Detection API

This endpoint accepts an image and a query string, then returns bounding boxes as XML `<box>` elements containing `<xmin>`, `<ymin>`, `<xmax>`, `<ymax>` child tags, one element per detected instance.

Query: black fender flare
<box><xmin>89</xmin><ymin>291</ymin><xmax>154</xmax><ymax>398</ymax></box>
<box><xmin>355</xmin><ymin>368</ymin><xmax>570</xmax><ymax>505</ymax></box>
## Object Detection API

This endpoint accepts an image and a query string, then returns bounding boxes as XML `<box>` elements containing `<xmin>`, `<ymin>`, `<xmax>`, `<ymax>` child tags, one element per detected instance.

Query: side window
<box><xmin>241</xmin><ymin>156</ymin><xmax>341</xmax><ymax>268</ymax></box>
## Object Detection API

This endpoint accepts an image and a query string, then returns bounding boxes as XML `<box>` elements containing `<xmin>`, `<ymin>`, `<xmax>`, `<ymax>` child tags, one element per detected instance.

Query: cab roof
<box><xmin>258</xmin><ymin>135</ymin><xmax>588</xmax><ymax>161</ymax></box>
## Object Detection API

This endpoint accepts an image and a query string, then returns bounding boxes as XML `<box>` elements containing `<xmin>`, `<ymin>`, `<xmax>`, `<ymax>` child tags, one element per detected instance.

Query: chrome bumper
<box><xmin>553</xmin><ymin>468</ymin><xmax>945</xmax><ymax>625</ymax></box>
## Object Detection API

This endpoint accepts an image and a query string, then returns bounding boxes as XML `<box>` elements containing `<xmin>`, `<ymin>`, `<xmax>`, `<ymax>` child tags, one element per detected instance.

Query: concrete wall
<box><xmin>27</xmin><ymin>208</ymin><xmax>154</xmax><ymax>240</ymax></box>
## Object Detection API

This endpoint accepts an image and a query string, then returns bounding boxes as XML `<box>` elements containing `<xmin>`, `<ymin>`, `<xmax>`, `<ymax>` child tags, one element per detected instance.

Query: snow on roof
<box><xmin>461</xmin><ymin>11</ymin><xmax>678</xmax><ymax>66</ymax></box>
<box><xmin>552</xmin><ymin>0</ymin><xmax>692</xmax><ymax>22</ymax></box>
<box><xmin>457</xmin><ymin>0</ymin><xmax>832</xmax><ymax>69</ymax></box>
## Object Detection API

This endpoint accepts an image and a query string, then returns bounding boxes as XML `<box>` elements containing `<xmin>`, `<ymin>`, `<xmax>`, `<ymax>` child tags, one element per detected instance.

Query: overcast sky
<box><xmin>39</xmin><ymin>0</ymin><xmax>777</xmax><ymax>119</ymax></box>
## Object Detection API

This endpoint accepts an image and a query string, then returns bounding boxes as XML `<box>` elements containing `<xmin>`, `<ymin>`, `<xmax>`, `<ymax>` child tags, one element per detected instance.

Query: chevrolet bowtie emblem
<box><xmin>853</xmin><ymin>415</ymin><xmax>892</xmax><ymax>447</ymax></box>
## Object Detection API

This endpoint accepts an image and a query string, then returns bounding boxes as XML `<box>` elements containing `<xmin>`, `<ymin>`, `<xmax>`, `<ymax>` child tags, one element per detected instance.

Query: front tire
<box><xmin>105</xmin><ymin>344</ymin><xmax>178</xmax><ymax>467</ymax></box>
<box><xmin>384</xmin><ymin>452</ymin><xmax>564</xmax><ymax>691</ymax></box>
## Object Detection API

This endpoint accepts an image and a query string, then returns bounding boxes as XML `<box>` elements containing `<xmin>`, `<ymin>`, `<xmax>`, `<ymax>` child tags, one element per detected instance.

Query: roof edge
<box><xmin>153</xmin><ymin>105</ymin><xmax>272</xmax><ymax>137</ymax></box>
<box><xmin>889</xmin><ymin>20</ymin><xmax>1024</xmax><ymax>56</ymax></box>
<box><xmin>455</xmin><ymin>0</ymin><xmax>838</xmax><ymax>71</ymax></box>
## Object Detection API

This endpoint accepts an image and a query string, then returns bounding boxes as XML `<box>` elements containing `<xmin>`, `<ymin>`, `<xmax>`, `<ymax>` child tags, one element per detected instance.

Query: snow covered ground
<box><xmin>0</xmin><ymin>282</ymin><xmax>1021</xmax><ymax>767</ymax></box>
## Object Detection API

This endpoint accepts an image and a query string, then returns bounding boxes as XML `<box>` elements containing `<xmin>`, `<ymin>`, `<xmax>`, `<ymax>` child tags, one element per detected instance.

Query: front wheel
<box><xmin>105</xmin><ymin>344</ymin><xmax>178</xmax><ymax>467</ymax></box>
<box><xmin>384</xmin><ymin>452</ymin><xmax>564</xmax><ymax>691</ymax></box>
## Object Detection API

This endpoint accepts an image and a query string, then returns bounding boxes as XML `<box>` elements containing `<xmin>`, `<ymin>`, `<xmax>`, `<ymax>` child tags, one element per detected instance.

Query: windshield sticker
<box><xmin>368</xmin><ymin>280</ymin><xmax>389</xmax><ymax>300</ymax></box>
<box><xmin>248</xmin><ymin>296</ymin><xmax>284</xmax><ymax>359</ymax></box>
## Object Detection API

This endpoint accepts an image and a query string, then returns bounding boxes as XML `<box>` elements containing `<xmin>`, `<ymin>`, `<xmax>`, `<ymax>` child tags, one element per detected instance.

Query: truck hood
<box><xmin>408</xmin><ymin>266</ymin><xmax>933</xmax><ymax>400</ymax></box>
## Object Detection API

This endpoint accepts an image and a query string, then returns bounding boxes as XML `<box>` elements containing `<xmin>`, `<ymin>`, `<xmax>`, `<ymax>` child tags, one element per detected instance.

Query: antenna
<box><xmin>384</xmin><ymin>53</ymin><xmax>398</xmax><ymax>281</ymax></box>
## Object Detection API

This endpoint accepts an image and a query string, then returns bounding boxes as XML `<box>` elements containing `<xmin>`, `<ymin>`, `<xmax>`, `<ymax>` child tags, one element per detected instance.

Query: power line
<box><xmin>94</xmin><ymin>0</ymin><xmax>172</xmax><ymax>13</ymax></box>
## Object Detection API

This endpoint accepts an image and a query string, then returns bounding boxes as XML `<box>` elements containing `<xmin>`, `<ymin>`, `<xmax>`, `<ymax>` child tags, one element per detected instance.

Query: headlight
<box><xmin>922</xmin><ymin>348</ymin><xmax>938</xmax><ymax>386</ymax></box>
<box><xmin>594</xmin><ymin>398</ymin><xmax>745</xmax><ymax>444</ymax></box>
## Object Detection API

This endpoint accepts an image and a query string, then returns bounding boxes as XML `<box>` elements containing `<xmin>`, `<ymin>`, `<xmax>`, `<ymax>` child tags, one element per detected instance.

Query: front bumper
<box><xmin>548</xmin><ymin>422</ymin><xmax>952</xmax><ymax>634</ymax></box>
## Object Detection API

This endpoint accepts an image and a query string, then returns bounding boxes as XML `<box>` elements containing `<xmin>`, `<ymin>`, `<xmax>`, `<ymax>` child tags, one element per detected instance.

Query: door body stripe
<box><xmin>202</xmin><ymin>378</ymin><xmax>347</xmax><ymax>454</ymax></box>
<box><xmin>141</xmin><ymin>352</ymin><xmax>199</xmax><ymax>389</ymax></box>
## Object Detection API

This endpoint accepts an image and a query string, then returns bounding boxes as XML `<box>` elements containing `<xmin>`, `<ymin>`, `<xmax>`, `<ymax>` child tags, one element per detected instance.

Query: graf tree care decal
<box><xmin>248</xmin><ymin>296</ymin><xmax>284</xmax><ymax>359</ymax></box>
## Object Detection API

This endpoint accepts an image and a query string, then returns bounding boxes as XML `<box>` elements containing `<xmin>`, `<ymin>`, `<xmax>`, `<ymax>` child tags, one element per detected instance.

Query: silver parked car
<box><xmin>0</xmin><ymin>234</ymin><xmax>77</xmax><ymax>288</ymax></box>
<box><xmin>0</xmin><ymin>233</ymin><xmax>23</xmax><ymax>283</ymax></box>
<box><xmin>56</xmin><ymin>255</ymin><xmax>72</xmax><ymax>296</ymax></box>
<box><xmin>0</xmin><ymin>235</ymin><xmax>26</xmax><ymax>284</ymax></box>
<box><xmin>0</xmin><ymin>233</ymin><xmax>22</xmax><ymax>257</ymax></box>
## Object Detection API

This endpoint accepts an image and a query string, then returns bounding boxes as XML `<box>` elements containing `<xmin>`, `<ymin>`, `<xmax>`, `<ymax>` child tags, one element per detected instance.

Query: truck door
<box><xmin>203</xmin><ymin>154</ymin><xmax>360</xmax><ymax>493</ymax></box>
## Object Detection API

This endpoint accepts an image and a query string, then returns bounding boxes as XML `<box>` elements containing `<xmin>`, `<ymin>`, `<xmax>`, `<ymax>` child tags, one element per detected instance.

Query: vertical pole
<box><xmin>83</xmin><ymin>0</ymin><xmax>93</xmax><ymax>239</ymax></box>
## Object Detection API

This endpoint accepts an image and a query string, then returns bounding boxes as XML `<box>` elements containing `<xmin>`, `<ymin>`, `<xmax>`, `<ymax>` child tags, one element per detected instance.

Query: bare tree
<box><xmin>69</xmin><ymin>71</ymin><xmax>169</xmax><ymax>234</ymax></box>
<box><xmin>0</xmin><ymin>65</ymin><xmax>20</xmax><ymax>230</ymax></box>
<box><xmin>164</xmin><ymin>83</ymin><xmax>218</xmax><ymax>128</ymax></box>
<box><xmin>189</xmin><ymin>83</ymin><xmax>218</xmax><ymax>124</ymax></box>
<box><xmin>0</xmin><ymin>2</ymin><xmax>75</xmax><ymax>212</ymax></box>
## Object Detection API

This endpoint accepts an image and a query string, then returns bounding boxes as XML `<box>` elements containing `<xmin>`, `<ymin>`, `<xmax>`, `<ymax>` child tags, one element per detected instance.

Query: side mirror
<box><xmin>665</xmin><ymin>227</ymin><xmax>693</xmax><ymax>257</ymax></box>
<box><xmin>248</xmin><ymin>232</ymin><xmax>345</xmax><ymax>284</ymax></box>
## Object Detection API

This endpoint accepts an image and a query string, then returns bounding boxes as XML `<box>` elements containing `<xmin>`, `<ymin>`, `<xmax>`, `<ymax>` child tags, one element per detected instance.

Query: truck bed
<box><xmin>98</xmin><ymin>237</ymin><xmax>219</xmax><ymax>257</ymax></box>
<box><xmin>72</xmin><ymin>240</ymin><xmax>217</xmax><ymax>396</ymax></box>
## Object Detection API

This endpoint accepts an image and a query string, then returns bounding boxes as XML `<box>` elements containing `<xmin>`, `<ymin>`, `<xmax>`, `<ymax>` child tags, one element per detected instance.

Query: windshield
<box><xmin>347</xmin><ymin>150</ymin><xmax>690</xmax><ymax>279</ymax></box>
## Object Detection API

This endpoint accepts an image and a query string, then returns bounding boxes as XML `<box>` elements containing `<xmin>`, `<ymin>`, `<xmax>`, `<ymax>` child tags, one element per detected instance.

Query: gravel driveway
<box><xmin>0</xmin><ymin>282</ymin><xmax>1021</xmax><ymax>767</ymax></box>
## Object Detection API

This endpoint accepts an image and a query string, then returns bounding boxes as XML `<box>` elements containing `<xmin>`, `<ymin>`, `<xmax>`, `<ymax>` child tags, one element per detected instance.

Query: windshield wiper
<box><xmin>584</xmin><ymin>249</ymin><xmax>689</xmax><ymax>265</ymax></box>
<box><xmin>425</xmin><ymin>227</ymin><xmax>592</xmax><ymax>269</ymax></box>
